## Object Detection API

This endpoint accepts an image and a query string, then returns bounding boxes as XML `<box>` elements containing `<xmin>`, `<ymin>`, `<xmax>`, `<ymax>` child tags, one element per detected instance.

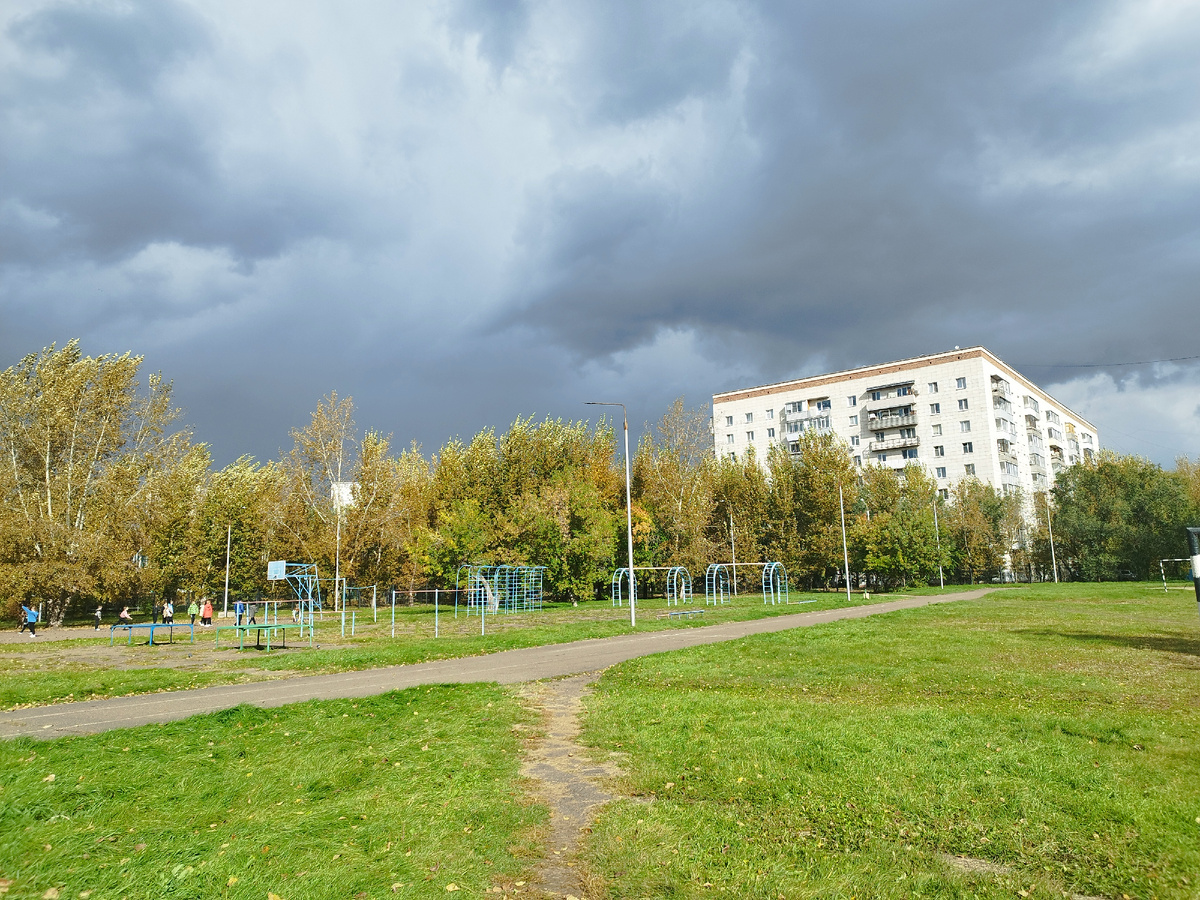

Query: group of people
<box><xmin>89</xmin><ymin>598</ymin><xmax>217</xmax><ymax>630</ymax></box>
<box><xmin>19</xmin><ymin>596</ymin><xmax>271</xmax><ymax>634</ymax></box>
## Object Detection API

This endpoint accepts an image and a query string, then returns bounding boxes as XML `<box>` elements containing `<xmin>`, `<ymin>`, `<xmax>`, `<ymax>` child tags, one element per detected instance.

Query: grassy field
<box><xmin>0</xmin><ymin>588</ymin><xmax>923</xmax><ymax>711</ymax></box>
<box><xmin>0</xmin><ymin>684</ymin><xmax>540</xmax><ymax>899</ymax></box>
<box><xmin>578</xmin><ymin>583</ymin><xmax>1200</xmax><ymax>899</ymax></box>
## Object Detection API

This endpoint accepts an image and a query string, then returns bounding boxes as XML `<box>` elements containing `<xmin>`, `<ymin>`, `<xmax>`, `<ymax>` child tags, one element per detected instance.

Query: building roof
<box><xmin>713</xmin><ymin>346</ymin><xmax>1097</xmax><ymax>432</ymax></box>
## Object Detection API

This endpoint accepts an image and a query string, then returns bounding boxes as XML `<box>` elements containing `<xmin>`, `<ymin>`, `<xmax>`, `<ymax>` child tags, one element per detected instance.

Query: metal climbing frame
<box><xmin>276</xmin><ymin>562</ymin><xmax>321</xmax><ymax>634</ymax></box>
<box><xmin>762</xmin><ymin>561</ymin><xmax>789</xmax><ymax>605</ymax></box>
<box><xmin>611</xmin><ymin>567</ymin><xmax>635</xmax><ymax>607</ymax></box>
<box><xmin>455</xmin><ymin>564</ymin><xmax>547</xmax><ymax>615</ymax></box>
<box><xmin>705</xmin><ymin>563</ymin><xmax>731</xmax><ymax>605</ymax></box>
<box><xmin>666</xmin><ymin>566</ymin><xmax>692</xmax><ymax>606</ymax></box>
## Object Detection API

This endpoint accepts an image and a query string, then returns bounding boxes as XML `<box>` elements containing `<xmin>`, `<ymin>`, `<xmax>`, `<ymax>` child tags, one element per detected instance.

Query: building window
<box><xmin>958</xmin><ymin>398</ymin><xmax>969</xmax><ymax>411</ymax></box>
<box><xmin>936</xmin><ymin>466</ymin><xmax>946</xmax><ymax>478</ymax></box>
<box><xmin>963</xmin><ymin>442</ymin><xmax>974</xmax><ymax>453</ymax></box>
<box><xmin>871</xmin><ymin>391</ymin><xmax>882</xmax><ymax>401</ymax></box>
<box><xmin>766</xmin><ymin>409</ymin><xmax>774</xmax><ymax>420</ymax></box>
<box><xmin>931</xmin><ymin>424</ymin><xmax>942</xmax><ymax>436</ymax></box>
<box><xmin>725</xmin><ymin>416</ymin><xmax>733</xmax><ymax>426</ymax></box>
<box><xmin>874</xmin><ymin>431</ymin><xmax>885</xmax><ymax>442</ymax></box>
<box><xmin>728</xmin><ymin>452</ymin><xmax>737</xmax><ymax>461</ymax></box>
<box><xmin>854</xmin><ymin>455</ymin><xmax>862</xmax><ymax>467</ymax></box>
<box><xmin>849</xmin><ymin>414</ymin><xmax>858</xmax><ymax>426</ymax></box>
<box><xmin>938</xmin><ymin>488</ymin><xmax>950</xmax><ymax>500</ymax></box>
<box><xmin>956</xmin><ymin>377</ymin><xmax>967</xmax><ymax>389</ymax></box>
<box><xmin>897</xmin><ymin>385</ymin><xmax>912</xmax><ymax>396</ymax></box>
<box><xmin>745</xmin><ymin>412</ymin><xmax>753</xmax><ymax>423</ymax></box>
<box><xmin>847</xmin><ymin>396</ymin><xmax>857</xmax><ymax>407</ymax></box>
<box><xmin>930</xmin><ymin>402</ymin><xmax>941</xmax><ymax>414</ymax></box>
<box><xmin>746</xmin><ymin>431</ymin><xmax>754</xmax><ymax>441</ymax></box>
<box><xmin>726</xmin><ymin>434</ymin><xmax>734</xmax><ymax>444</ymax></box>
<box><xmin>902</xmin><ymin>448</ymin><xmax>918</xmax><ymax>460</ymax></box>
<box><xmin>964</xmin><ymin>463</ymin><xmax>975</xmax><ymax>475</ymax></box>
<box><xmin>815</xmin><ymin>399</ymin><xmax>831</xmax><ymax>411</ymax></box>
<box><xmin>900</xmin><ymin>427</ymin><xmax>916</xmax><ymax>439</ymax></box>
<box><xmin>960</xmin><ymin>420</ymin><xmax>971</xmax><ymax>433</ymax></box>
<box><xmin>934</xmin><ymin>445</ymin><xmax>944</xmax><ymax>457</ymax></box>
<box><xmin>767</xmin><ymin>427</ymin><xmax>775</xmax><ymax>439</ymax></box>
<box><xmin>928</xmin><ymin>382</ymin><xmax>938</xmax><ymax>393</ymax></box>
<box><xmin>850</xmin><ymin>435</ymin><xmax>860</xmax><ymax>446</ymax></box>
<box><xmin>878</xmin><ymin>452</ymin><xmax>887</xmax><ymax>462</ymax></box>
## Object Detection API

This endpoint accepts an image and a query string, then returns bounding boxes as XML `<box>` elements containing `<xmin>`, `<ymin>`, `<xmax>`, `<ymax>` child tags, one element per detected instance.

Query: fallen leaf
<box><xmin>391</xmin><ymin>884</ymin><xmax>402</xmax><ymax>893</ymax></box>
<box><xmin>227</xmin><ymin>876</ymin><xmax>238</xmax><ymax>887</ymax></box>
<box><xmin>43</xmin><ymin>774</ymin><xmax>55</xmax><ymax>783</ymax></box>
<box><xmin>42</xmin><ymin>890</ymin><xmax>59</xmax><ymax>900</ymax></box>
<box><xmin>446</xmin><ymin>885</ymin><xmax>460</xmax><ymax>892</ymax></box>
<box><xmin>134</xmin><ymin>843</ymin><xmax>146</xmax><ymax>852</ymax></box>
<box><xmin>79</xmin><ymin>892</ymin><xmax>92</xmax><ymax>899</ymax></box>
<box><xmin>268</xmin><ymin>893</ymin><xmax>285</xmax><ymax>900</ymax></box>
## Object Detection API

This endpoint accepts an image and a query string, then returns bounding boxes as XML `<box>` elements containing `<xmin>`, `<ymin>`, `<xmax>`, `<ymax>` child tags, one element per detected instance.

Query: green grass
<box><xmin>578</xmin><ymin>583</ymin><xmax>1200</xmax><ymax>899</ymax></box>
<box><xmin>0</xmin><ymin>588</ymin><xmax>976</xmax><ymax>710</ymax></box>
<box><xmin>0</xmin><ymin>684</ymin><xmax>540</xmax><ymax>899</ymax></box>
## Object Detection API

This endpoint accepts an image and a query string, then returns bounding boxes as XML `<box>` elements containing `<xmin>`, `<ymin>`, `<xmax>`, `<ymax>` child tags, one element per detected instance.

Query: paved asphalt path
<box><xmin>0</xmin><ymin>590</ymin><xmax>992</xmax><ymax>741</ymax></box>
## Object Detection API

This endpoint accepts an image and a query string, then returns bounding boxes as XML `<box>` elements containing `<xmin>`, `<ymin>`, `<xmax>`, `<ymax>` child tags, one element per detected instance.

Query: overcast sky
<box><xmin>2</xmin><ymin>0</ymin><xmax>1198</xmax><ymax>467</ymax></box>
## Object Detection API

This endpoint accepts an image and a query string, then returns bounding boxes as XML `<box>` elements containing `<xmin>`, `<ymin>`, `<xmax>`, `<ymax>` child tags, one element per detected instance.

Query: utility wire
<box><xmin>1019</xmin><ymin>354</ymin><xmax>1200</xmax><ymax>369</ymax></box>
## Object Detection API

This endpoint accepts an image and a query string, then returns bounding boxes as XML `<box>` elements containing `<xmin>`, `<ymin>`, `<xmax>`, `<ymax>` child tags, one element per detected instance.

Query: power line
<box><xmin>1019</xmin><ymin>354</ymin><xmax>1200</xmax><ymax>369</ymax></box>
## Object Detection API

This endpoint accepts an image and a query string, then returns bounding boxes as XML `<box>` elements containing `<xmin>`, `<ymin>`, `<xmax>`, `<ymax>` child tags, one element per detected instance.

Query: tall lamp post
<box><xmin>587</xmin><ymin>401</ymin><xmax>636</xmax><ymax>627</ymax></box>
<box><xmin>932</xmin><ymin>494</ymin><xmax>945</xmax><ymax>589</ymax></box>
<box><xmin>1043</xmin><ymin>492</ymin><xmax>1059</xmax><ymax>584</ymax></box>
<box><xmin>223</xmin><ymin>523</ymin><xmax>232</xmax><ymax>618</ymax></box>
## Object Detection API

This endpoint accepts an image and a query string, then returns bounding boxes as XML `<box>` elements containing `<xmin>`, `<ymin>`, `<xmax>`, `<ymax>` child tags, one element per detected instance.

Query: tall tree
<box><xmin>0</xmin><ymin>341</ymin><xmax>203</xmax><ymax>622</ymax></box>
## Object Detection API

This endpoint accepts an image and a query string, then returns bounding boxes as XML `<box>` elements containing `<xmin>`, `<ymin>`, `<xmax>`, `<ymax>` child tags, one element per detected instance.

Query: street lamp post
<box><xmin>587</xmin><ymin>402</ymin><xmax>636</xmax><ymax>627</ymax></box>
<box><xmin>838</xmin><ymin>482</ymin><xmax>851</xmax><ymax>602</ymax></box>
<box><xmin>932</xmin><ymin>496</ymin><xmax>945</xmax><ymax>589</ymax></box>
<box><xmin>223</xmin><ymin>523</ymin><xmax>232</xmax><ymax>618</ymax></box>
<box><xmin>1043</xmin><ymin>492</ymin><xmax>1059</xmax><ymax>583</ymax></box>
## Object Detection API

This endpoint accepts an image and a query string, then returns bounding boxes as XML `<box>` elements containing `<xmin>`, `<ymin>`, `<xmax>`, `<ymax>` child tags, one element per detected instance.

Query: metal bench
<box><xmin>109</xmin><ymin>622</ymin><xmax>195</xmax><ymax>646</ymax></box>
<box><xmin>215</xmin><ymin>622</ymin><xmax>312</xmax><ymax>651</ymax></box>
<box><xmin>657</xmin><ymin>608</ymin><xmax>705</xmax><ymax>621</ymax></box>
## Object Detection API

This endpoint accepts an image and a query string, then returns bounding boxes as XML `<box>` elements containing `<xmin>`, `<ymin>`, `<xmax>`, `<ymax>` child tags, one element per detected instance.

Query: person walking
<box><xmin>201</xmin><ymin>599</ymin><xmax>213</xmax><ymax>627</ymax></box>
<box><xmin>234</xmin><ymin>598</ymin><xmax>245</xmax><ymax>626</ymax></box>
<box><xmin>152</xmin><ymin>602</ymin><xmax>160</xmax><ymax>624</ymax></box>
<box><xmin>162</xmin><ymin>600</ymin><xmax>174</xmax><ymax>625</ymax></box>
<box><xmin>118</xmin><ymin>605</ymin><xmax>133</xmax><ymax>626</ymax></box>
<box><xmin>19</xmin><ymin>604</ymin><xmax>38</xmax><ymax>637</ymax></box>
<box><xmin>94</xmin><ymin>604</ymin><xmax>103</xmax><ymax>630</ymax></box>
<box><xmin>188</xmin><ymin>599</ymin><xmax>199</xmax><ymax>626</ymax></box>
<box><xmin>247</xmin><ymin>601</ymin><xmax>258</xmax><ymax>625</ymax></box>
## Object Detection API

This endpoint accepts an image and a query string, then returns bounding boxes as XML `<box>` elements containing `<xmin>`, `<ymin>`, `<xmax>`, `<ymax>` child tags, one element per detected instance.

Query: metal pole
<box><xmin>373</xmin><ymin>585</ymin><xmax>377</xmax><ymax>623</ymax></box>
<box><xmin>1187</xmin><ymin>527</ymin><xmax>1200</xmax><ymax>619</ymax></box>
<box><xmin>391</xmin><ymin>589</ymin><xmax>395</xmax><ymax>637</ymax></box>
<box><xmin>730</xmin><ymin>515</ymin><xmax>738</xmax><ymax>595</ymax></box>
<box><xmin>1045</xmin><ymin>493</ymin><xmax>1059</xmax><ymax>583</ymax></box>
<box><xmin>839</xmin><ymin>483</ymin><xmax>851</xmax><ymax>602</ymax></box>
<box><xmin>932</xmin><ymin>497</ymin><xmax>944</xmax><ymax>589</ymax></box>
<box><xmin>435</xmin><ymin>588</ymin><xmax>439</xmax><ymax>638</ymax></box>
<box><xmin>587</xmin><ymin>401</ymin><xmax>636</xmax><ymax>627</ymax></box>
<box><xmin>334</xmin><ymin>508</ymin><xmax>341</xmax><ymax>613</ymax></box>
<box><xmin>223</xmin><ymin>523</ymin><xmax>231</xmax><ymax>618</ymax></box>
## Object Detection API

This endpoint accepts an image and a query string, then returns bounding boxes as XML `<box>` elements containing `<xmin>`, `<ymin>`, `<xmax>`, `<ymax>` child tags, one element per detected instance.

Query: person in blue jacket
<box><xmin>234</xmin><ymin>598</ymin><xmax>245</xmax><ymax>626</ymax></box>
<box><xmin>19</xmin><ymin>604</ymin><xmax>39</xmax><ymax>637</ymax></box>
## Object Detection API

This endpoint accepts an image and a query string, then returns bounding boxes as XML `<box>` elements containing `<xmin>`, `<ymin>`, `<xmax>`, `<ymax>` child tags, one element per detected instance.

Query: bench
<box><xmin>109</xmin><ymin>622</ymin><xmax>195</xmax><ymax>646</ymax></box>
<box><xmin>656</xmin><ymin>608</ymin><xmax>705</xmax><ymax>621</ymax></box>
<box><xmin>215</xmin><ymin>622</ymin><xmax>312</xmax><ymax>651</ymax></box>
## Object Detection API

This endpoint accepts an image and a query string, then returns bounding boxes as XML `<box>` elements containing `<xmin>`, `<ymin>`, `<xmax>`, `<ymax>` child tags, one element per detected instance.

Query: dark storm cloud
<box><xmin>1</xmin><ymin>0</ymin><xmax>1197</xmax><ymax>466</ymax></box>
<box><xmin>504</xmin><ymin>1</ymin><xmax>1200</xmax><ymax>389</ymax></box>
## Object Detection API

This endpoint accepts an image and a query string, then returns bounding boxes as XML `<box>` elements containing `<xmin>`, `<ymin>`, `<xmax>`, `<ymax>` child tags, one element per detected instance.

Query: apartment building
<box><xmin>711</xmin><ymin>347</ymin><xmax>1098</xmax><ymax>499</ymax></box>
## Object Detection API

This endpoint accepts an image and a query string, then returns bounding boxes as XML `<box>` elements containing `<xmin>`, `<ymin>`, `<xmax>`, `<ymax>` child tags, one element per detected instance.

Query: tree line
<box><xmin>2</xmin><ymin>343</ymin><xmax>1197</xmax><ymax>623</ymax></box>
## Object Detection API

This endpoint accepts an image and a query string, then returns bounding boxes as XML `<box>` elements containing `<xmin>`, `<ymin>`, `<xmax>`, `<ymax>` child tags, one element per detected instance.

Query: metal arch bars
<box><xmin>455</xmin><ymin>564</ymin><xmax>547</xmax><ymax>616</ymax></box>
<box><xmin>666</xmin><ymin>566</ymin><xmax>692</xmax><ymax>606</ymax></box>
<box><xmin>762</xmin><ymin>561</ymin><xmax>789</xmax><ymax>605</ymax></box>
<box><xmin>705</xmin><ymin>563</ymin><xmax>731</xmax><ymax>605</ymax></box>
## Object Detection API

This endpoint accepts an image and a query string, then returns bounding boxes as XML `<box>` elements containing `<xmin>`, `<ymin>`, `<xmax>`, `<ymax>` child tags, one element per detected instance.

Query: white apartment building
<box><xmin>712</xmin><ymin>347</ymin><xmax>1098</xmax><ymax>499</ymax></box>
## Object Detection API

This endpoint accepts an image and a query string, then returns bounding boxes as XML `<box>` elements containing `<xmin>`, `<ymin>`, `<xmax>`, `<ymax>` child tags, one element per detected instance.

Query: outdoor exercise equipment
<box><xmin>666</xmin><ymin>565</ymin><xmax>693</xmax><ymax>606</ymax></box>
<box><xmin>705</xmin><ymin>563</ymin><xmax>731</xmax><ymax>605</ymax></box>
<box><xmin>455</xmin><ymin>565</ymin><xmax>547</xmax><ymax>616</ymax></box>
<box><xmin>762</xmin><ymin>561</ymin><xmax>789</xmax><ymax>605</ymax></box>
<box><xmin>267</xmin><ymin>560</ymin><xmax>321</xmax><ymax>636</ymax></box>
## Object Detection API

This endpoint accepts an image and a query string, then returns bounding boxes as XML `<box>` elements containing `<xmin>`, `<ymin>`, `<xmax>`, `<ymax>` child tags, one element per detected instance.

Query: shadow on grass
<box><xmin>1019</xmin><ymin>630</ymin><xmax>1200</xmax><ymax>658</ymax></box>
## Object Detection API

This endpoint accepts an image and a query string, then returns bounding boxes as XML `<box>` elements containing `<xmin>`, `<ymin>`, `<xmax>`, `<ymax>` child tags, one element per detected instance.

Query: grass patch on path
<box><xmin>0</xmin><ymin>684</ymin><xmax>540</xmax><ymax>899</ymax></box>
<box><xmin>0</xmin><ymin>588</ymin><xmax>967</xmax><ymax>710</ymax></box>
<box><xmin>579</xmin><ymin>583</ymin><xmax>1200</xmax><ymax>899</ymax></box>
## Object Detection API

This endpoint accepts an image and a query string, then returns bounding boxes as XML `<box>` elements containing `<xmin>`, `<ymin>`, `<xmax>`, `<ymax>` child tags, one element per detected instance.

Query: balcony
<box><xmin>868</xmin><ymin>435</ymin><xmax>920</xmax><ymax>452</ymax></box>
<box><xmin>997</xmin><ymin>451</ymin><xmax>1017</xmax><ymax>467</ymax></box>
<box><xmin>991</xmin><ymin>380</ymin><xmax>1012</xmax><ymax>399</ymax></box>
<box><xmin>867</xmin><ymin>413</ymin><xmax>918</xmax><ymax>429</ymax></box>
